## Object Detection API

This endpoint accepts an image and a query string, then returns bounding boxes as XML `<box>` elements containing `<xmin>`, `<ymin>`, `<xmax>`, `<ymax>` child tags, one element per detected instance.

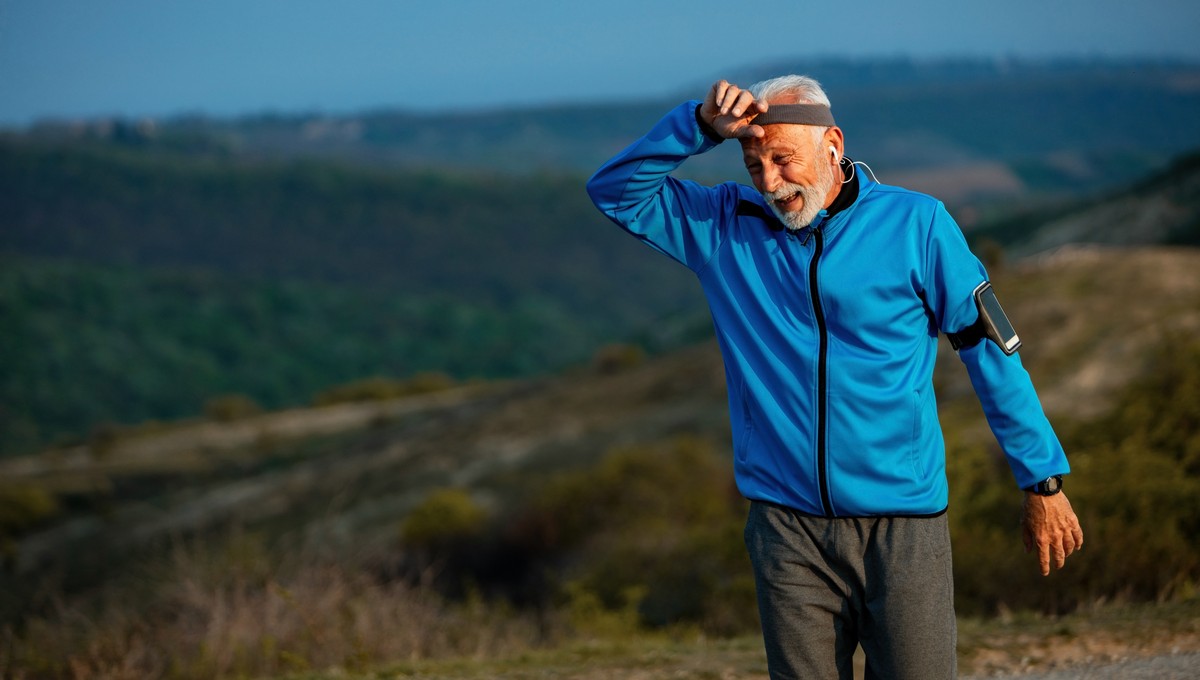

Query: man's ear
<box><xmin>824</xmin><ymin>126</ymin><xmax>845</xmax><ymax>162</ymax></box>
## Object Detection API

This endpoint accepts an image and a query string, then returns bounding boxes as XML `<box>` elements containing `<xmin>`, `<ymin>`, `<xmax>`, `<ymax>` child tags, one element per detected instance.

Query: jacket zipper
<box><xmin>807</xmin><ymin>226</ymin><xmax>834</xmax><ymax>517</ymax></box>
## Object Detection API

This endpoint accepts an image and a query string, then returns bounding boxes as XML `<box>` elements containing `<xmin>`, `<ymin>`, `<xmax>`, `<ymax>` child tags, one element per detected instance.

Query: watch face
<box><xmin>1026</xmin><ymin>476</ymin><xmax>1063</xmax><ymax>495</ymax></box>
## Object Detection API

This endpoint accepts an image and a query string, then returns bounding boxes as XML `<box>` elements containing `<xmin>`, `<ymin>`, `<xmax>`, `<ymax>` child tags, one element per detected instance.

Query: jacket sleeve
<box><xmin>585</xmin><ymin>101</ymin><xmax>733</xmax><ymax>273</ymax></box>
<box><xmin>921</xmin><ymin>202</ymin><xmax>1071</xmax><ymax>490</ymax></box>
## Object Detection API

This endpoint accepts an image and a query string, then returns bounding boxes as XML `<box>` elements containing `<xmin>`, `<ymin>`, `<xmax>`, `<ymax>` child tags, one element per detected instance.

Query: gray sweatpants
<box><xmin>744</xmin><ymin>501</ymin><xmax>957</xmax><ymax>680</ymax></box>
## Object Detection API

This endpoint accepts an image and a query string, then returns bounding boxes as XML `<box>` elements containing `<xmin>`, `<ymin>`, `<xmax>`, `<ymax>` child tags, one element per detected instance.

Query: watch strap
<box><xmin>1025</xmin><ymin>475</ymin><xmax>1063</xmax><ymax>496</ymax></box>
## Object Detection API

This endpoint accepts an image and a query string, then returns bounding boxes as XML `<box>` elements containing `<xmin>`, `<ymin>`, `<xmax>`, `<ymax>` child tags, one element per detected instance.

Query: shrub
<box><xmin>948</xmin><ymin>336</ymin><xmax>1200</xmax><ymax>615</ymax></box>
<box><xmin>0</xmin><ymin>483</ymin><xmax>61</xmax><ymax>567</ymax></box>
<box><xmin>203</xmin><ymin>393</ymin><xmax>264</xmax><ymax>422</ymax></box>
<box><xmin>1057</xmin><ymin>336</ymin><xmax>1200</xmax><ymax>603</ymax></box>
<box><xmin>591</xmin><ymin>343</ymin><xmax>646</xmax><ymax>375</ymax></box>
<box><xmin>506</xmin><ymin>435</ymin><xmax>755</xmax><ymax>633</ymax></box>
<box><xmin>313</xmin><ymin>372</ymin><xmax>456</xmax><ymax>406</ymax></box>
<box><xmin>401</xmin><ymin>488</ymin><xmax>488</xmax><ymax>552</ymax></box>
<box><xmin>87</xmin><ymin>421</ymin><xmax>124</xmax><ymax>458</ymax></box>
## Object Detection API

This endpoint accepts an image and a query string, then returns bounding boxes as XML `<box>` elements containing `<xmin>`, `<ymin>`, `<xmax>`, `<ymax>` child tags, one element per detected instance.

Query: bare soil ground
<box><xmin>958</xmin><ymin>600</ymin><xmax>1200</xmax><ymax>678</ymax></box>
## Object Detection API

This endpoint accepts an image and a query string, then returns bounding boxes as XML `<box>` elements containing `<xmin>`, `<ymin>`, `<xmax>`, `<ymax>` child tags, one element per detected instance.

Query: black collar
<box><xmin>824</xmin><ymin>157</ymin><xmax>859</xmax><ymax>219</ymax></box>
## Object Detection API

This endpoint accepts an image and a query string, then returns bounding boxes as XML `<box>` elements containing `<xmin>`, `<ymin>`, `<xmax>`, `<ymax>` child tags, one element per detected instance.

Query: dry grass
<box><xmin>0</xmin><ymin>536</ymin><xmax>550</xmax><ymax>680</ymax></box>
<box><xmin>3</xmin><ymin>524</ymin><xmax>1199</xmax><ymax>679</ymax></box>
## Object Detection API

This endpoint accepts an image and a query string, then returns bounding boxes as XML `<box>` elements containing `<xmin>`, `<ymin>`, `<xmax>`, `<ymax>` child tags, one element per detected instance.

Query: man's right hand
<box><xmin>700</xmin><ymin>80</ymin><xmax>768</xmax><ymax>140</ymax></box>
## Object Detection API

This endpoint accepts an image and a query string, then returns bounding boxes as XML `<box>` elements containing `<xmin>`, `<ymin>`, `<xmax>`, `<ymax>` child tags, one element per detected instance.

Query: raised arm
<box><xmin>584</xmin><ymin>81</ymin><xmax>765</xmax><ymax>272</ymax></box>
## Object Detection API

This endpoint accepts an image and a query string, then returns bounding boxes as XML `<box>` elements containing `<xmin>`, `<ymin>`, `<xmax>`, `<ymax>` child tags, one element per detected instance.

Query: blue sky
<box><xmin>2</xmin><ymin>0</ymin><xmax>1198</xmax><ymax>125</ymax></box>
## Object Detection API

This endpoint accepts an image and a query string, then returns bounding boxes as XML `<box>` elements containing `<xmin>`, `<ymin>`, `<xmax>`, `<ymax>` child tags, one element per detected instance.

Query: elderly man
<box><xmin>586</xmin><ymin>75</ymin><xmax>1083</xmax><ymax>679</ymax></box>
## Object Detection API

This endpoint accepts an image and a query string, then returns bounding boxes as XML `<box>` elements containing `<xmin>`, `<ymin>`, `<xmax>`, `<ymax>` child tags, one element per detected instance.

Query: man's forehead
<box><xmin>739</xmin><ymin>126</ymin><xmax>813</xmax><ymax>156</ymax></box>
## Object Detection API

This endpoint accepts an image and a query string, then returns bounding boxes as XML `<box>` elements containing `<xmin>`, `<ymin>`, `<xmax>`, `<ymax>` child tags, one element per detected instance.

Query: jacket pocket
<box><xmin>909</xmin><ymin>388</ymin><xmax>932</xmax><ymax>479</ymax></box>
<box><xmin>737</xmin><ymin>384</ymin><xmax>754</xmax><ymax>463</ymax></box>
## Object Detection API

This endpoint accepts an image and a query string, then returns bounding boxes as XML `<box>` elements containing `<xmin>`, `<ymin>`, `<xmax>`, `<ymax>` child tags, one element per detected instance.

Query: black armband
<box><xmin>945</xmin><ymin>282</ymin><xmax>1022</xmax><ymax>355</ymax></box>
<box><xmin>946</xmin><ymin>318</ymin><xmax>988</xmax><ymax>351</ymax></box>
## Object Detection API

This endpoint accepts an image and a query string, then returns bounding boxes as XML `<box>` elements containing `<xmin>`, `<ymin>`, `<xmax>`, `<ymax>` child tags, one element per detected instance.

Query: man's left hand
<box><xmin>1021</xmin><ymin>491</ymin><xmax>1084</xmax><ymax>576</ymax></box>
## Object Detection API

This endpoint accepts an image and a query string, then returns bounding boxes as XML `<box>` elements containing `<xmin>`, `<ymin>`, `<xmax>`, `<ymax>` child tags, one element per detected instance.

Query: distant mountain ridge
<box><xmin>16</xmin><ymin>56</ymin><xmax>1200</xmax><ymax>203</ymax></box>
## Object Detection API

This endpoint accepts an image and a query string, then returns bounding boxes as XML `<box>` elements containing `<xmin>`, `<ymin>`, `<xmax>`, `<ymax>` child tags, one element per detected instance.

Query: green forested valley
<box><xmin>0</xmin><ymin>257</ymin><xmax>691</xmax><ymax>455</ymax></box>
<box><xmin>0</xmin><ymin>140</ymin><xmax>706</xmax><ymax>455</ymax></box>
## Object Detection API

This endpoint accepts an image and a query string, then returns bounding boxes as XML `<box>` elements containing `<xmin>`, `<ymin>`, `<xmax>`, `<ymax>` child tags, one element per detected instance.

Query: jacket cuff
<box><xmin>694</xmin><ymin>104</ymin><xmax>725</xmax><ymax>146</ymax></box>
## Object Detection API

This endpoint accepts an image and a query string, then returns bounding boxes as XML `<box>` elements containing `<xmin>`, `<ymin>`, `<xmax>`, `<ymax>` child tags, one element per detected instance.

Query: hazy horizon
<box><xmin>3</xmin><ymin>0</ymin><xmax>1199</xmax><ymax>126</ymax></box>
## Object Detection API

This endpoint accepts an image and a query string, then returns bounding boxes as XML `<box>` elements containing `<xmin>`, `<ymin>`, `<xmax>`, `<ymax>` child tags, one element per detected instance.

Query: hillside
<box><xmin>4</xmin><ymin>137</ymin><xmax>1200</xmax><ymax>459</ymax></box>
<box><xmin>4</xmin><ymin>245</ymin><xmax>1197</xmax><ymax>584</ymax></box>
<box><xmin>970</xmin><ymin>150</ymin><xmax>1200</xmax><ymax>255</ymax></box>
<box><xmin>4</xmin><ymin>56</ymin><xmax>1200</xmax><ymax>457</ymax></box>
<box><xmin>0</xmin><ymin>141</ymin><xmax>685</xmax><ymax>300</ymax></box>
<box><xmin>2</xmin><ymin>245</ymin><xmax>1199</xmax><ymax>677</ymax></box>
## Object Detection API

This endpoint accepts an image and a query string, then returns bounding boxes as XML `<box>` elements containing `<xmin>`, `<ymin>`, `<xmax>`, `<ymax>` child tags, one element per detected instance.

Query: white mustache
<box><xmin>763</xmin><ymin>183</ymin><xmax>809</xmax><ymax>204</ymax></box>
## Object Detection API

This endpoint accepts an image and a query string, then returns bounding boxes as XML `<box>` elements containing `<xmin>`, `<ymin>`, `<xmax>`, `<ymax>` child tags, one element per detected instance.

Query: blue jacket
<box><xmin>586</xmin><ymin>101</ymin><xmax>1069</xmax><ymax>517</ymax></box>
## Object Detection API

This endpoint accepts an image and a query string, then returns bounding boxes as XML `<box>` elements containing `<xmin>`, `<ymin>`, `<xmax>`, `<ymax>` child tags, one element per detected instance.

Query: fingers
<box><xmin>1035</xmin><ymin>535</ymin><xmax>1068</xmax><ymax>576</ymax></box>
<box><xmin>703</xmin><ymin>80</ymin><xmax>767</xmax><ymax>140</ymax></box>
<box><xmin>710</xmin><ymin>80</ymin><xmax>732</xmax><ymax>111</ymax></box>
<box><xmin>702</xmin><ymin>80</ymin><xmax>738</xmax><ymax>123</ymax></box>
<box><xmin>732</xmin><ymin>123</ymin><xmax>765</xmax><ymax>140</ymax></box>
<box><xmin>1023</xmin><ymin>492</ymin><xmax>1084</xmax><ymax>576</ymax></box>
<box><xmin>1043</xmin><ymin>534</ymin><xmax>1074</xmax><ymax>574</ymax></box>
<box><xmin>709</xmin><ymin>80</ymin><xmax>749</xmax><ymax>113</ymax></box>
<box><xmin>720</xmin><ymin>88</ymin><xmax>758</xmax><ymax>117</ymax></box>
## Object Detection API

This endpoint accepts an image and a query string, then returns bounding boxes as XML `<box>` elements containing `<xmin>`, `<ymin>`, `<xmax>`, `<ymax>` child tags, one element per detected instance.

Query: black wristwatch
<box><xmin>1025</xmin><ymin>475</ymin><xmax>1063</xmax><ymax>496</ymax></box>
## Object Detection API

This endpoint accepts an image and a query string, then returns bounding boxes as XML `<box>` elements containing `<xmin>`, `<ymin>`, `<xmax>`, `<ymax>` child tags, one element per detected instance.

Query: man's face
<box><xmin>740</xmin><ymin>124</ymin><xmax>836</xmax><ymax>231</ymax></box>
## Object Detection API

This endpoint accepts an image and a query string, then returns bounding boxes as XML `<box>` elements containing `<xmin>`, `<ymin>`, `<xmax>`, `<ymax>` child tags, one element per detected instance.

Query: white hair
<box><xmin>748</xmin><ymin>74</ymin><xmax>832</xmax><ymax>147</ymax></box>
<box><xmin>748</xmin><ymin>74</ymin><xmax>831</xmax><ymax>107</ymax></box>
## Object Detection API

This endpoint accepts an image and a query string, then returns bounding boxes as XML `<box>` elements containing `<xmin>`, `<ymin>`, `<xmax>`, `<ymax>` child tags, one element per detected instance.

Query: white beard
<box><xmin>762</xmin><ymin>158</ymin><xmax>837</xmax><ymax>231</ymax></box>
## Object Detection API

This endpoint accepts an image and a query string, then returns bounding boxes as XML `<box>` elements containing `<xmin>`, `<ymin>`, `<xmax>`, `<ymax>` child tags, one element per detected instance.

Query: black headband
<box><xmin>752</xmin><ymin>103</ymin><xmax>836</xmax><ymax>127</ymax></box>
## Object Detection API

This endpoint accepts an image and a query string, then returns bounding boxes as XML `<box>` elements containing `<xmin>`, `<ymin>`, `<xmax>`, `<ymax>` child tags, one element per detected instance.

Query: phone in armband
<box><xmin>974</xmin><ymin>281</ymin><xmax>1021</xmax><ymax>355</ymax></box>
